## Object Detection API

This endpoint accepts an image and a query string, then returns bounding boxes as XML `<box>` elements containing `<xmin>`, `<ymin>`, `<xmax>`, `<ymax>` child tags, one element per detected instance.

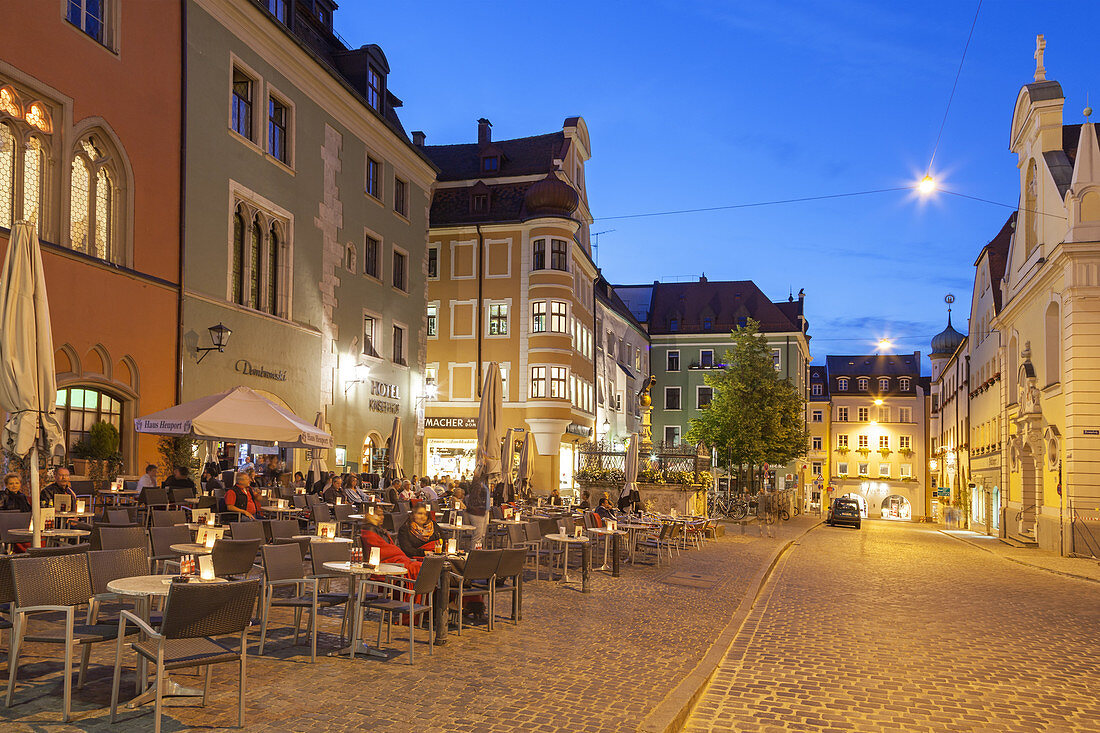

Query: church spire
<box><xmin>1071</xmin><ymin>105</ymin><xmax>1099</xmax><ymax>188</ymax></box>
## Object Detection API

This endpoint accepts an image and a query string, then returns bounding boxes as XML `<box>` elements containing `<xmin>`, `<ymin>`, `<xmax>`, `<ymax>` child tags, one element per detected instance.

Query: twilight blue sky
<box><xmin>340</xmin><ymin>1</ymin><xmax>1100</xmax><ymax>366</ymax></box>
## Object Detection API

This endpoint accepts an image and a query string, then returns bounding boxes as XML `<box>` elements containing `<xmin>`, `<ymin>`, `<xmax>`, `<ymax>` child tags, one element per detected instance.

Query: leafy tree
<box><xmin>686</xmin><ymin>319</ymin><xmax>808</xmax><ymax>492</ymax></box>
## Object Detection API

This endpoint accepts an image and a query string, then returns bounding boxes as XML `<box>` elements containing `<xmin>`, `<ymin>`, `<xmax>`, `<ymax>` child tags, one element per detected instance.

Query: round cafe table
<box><xmin>107</xmin><ymin>574</ymin><xmax>226</xmax><ymax>708</ymax></box>
<box><xmin>322</xmin><ymin>561</ymin><xmax>408</xmax><ymax>659</ymax></box>
<box><xmin>293</xmin><ymin>535</ymin><xmax>351</xmax><ymax>544</ymax></box>
<box><xmin>543</xmin><ymin>533</ymin><xmax>589</xmax><ymax>583</ymax></box>
<box><xmin>617</xmin><ymin>522</ymin><xmax>658</xmax><ymax>564</ymax></box>
<box><xmin>10</xmin><ymin>528</ymin><xmax>89</xmax><ymax>546</ymax></box>
<box><xmin>586</xmin><ymin>527</ymin><xmax>627</xmax><ymax>575</ymax></box>
<box><xmin>169</xmin><ymin>543</ymin><xmax>213</xmax><ymax>556</ymax></box>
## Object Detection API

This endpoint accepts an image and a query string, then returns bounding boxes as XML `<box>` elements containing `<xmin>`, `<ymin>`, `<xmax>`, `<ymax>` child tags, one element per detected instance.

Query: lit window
<box><xmin>488</xmin><ymin>303</ymin><xmax>508</xmax><ymax>335</ymax></box>
<box><xmin>837</xmin><ymin>435</ymin><xmax>849</xmax><ymax>449</ymax></box>
<box><xmin>0</xmin><ymin>123</ymin><xmax>13</xmax><ymax>228</ymax></box>
<box><xmin>858</xmin><ymin>463</ymin><xmax>869</xmax><ymax>476</ymax></box>
<box><xmin>879</xmin><ymin>435</ymin><xmax>889</xmax><ymax>450</ymax></box>
<box><xmin>878</xmin><ymin>463</ymin><xmax>890</xmax><ymax>477</ymax></box>
<box><xmin>858</xmin><ymin>435</ymin><xmax>869</xmax><ymax>449</ymax></box>
<box><xmin>550</xmin><ymin>367</ymin><xmax>568</xmax><ymax>399</ymax></box>
<box><xmin>838</xmin><ymin>462</ymin><xmax>848</xmax><ymax>475</ymax></box>
<box><xmin>426</xmin><ymin>304</ymin><xmax>438</xmax><ymax>337</ymax></box>
<box><xmin>364</xmin><ymin>235</ymin><xmax>379</xmax><ymax>279</ymax></box>
<box><xmin>531</xmin><ymin>301</ymin><xmax>547</xmax><ymax>333</ymax></box>
<box><xmin>900</xmin><ymin>464</ymin><xmax>912</xmax><ymax>477</ymax></box>
<box><xmin>530</xmin><ymin>366</ymin><xmax>546</xmax><ymax>398</ymax></box>
<box><xmin>549</xmin><ymin>301</ymin><xmax>567</xmax><ymax>333</ymax></box>
<box><xmin>532</xmin><ymin>239</ymin><xmax>546</xmax><ymax>270</ymax></box>
<box><xmin>55</xmin><ymin>386</ymin><xmax>123</xmax><ymax>461</ymax></box>
<box><xmin>363</xmin><ymin>316</ymin><xmax>378</xmax><ymax>358</ymax></box>
<box><xmin>268</xmin><ymin>97</ymin><xmax>288</xmax><ymax>162</ymax></box>
<box><xmin>231</xmin><ymin>68</ymin><xmax>253</xmax><ymax>140</ymax></box>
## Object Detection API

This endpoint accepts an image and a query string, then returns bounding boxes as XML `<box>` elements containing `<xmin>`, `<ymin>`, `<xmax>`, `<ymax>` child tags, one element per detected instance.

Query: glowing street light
<box><xmin>918</xmin><ymin>175</ymin><xmax>937</xmax><ymax>196</ymax></box>
<box><xmin>873</xmin><ymin>398</ymin><xmax>884</xmax><ymax>406</ymax></box>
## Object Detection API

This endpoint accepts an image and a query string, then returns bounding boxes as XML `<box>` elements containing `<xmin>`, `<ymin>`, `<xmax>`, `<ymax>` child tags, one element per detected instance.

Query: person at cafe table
<box><xmin>135</xmin><ymin>463</ymin><xmax>158</xmax><ymax>491</ymax></box>
<box><xmin>41</xmin><ymin>467</ymin><xmax>78</xmax><ymax>507</ymax></box>
<box><xmin>224</xmin><ymin>471</ymin><xmax>262</xmax><ymax>520</ymax></box>
<box><xmin>397</xmin><ymin>504</ymin><xmax>445</xmax><ymax>558</ymax></box>
<box><xmin>2</xmin><ymin>473</ymin><xmax>32</xmax><ymax>512</ymax></box>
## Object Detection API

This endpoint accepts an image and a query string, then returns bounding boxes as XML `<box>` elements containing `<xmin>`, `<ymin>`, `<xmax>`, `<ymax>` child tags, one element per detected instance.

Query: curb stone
<box><xmin>638</xmin><ymin>519</ymin><xmax>823</xmax><ymax>733</ymax></box>
<box><xmin>938</xmin><ymin>529</ymin><xmax>1100</xmax><ymax>586</ymax></box>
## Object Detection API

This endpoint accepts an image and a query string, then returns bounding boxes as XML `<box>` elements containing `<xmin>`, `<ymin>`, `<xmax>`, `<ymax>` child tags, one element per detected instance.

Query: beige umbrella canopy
<box><xmin>0</xmin><ymin>222</ymin><xmax>65</xmax><ymax>547</ymax></box>
<box><xmin>135</xmin><ymin>386</ymin><xmax>333</xmax><ymax>447</ymax></box>
<box><xmin>621</xmin><ymin>433</ymin><xmax>640</xmax><ymax>508</ymax></box>
<box><xmin>516</xmin><ymin>431</ymin><xmax>535</xmax><ymax>496</ymax></box>
<box><xmin>501</xmin><ymin>428</ymin><xmax>516</xmax><ymax>488</ymax></box>
<box><xmin>476</xmin><ymin>363</ymin><xmax>503</xmax><ymax>480</ymax></box>
<box><xmin>384</xmin><ymin>416</ymin><xmax>404</xmax><ymax>483</ymax></box>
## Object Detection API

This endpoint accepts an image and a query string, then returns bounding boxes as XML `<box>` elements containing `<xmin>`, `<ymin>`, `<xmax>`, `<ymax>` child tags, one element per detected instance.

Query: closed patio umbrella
<box><xmin>501</xmin><ymin>428</ymin><xmax>516</xmax><ymax>491</ymax></box>
<box><xmin>476</xmin><ymin>363</ymin><xmax>503</xmax><ymax>480</ymax></box>
<box><xmin>306</xmin><ymin>412</ymin><xmax>328</xmax><ymax>489</ymax></box>
<box><xmin>384</xmin><ymin>416</ymin><xmax>404</xmax><ymax>484</ymax></box>
<box><xmin>516</xmin><ymin>432</ymin><xmax>534</xmax><ymax>497</ymax></box>
<box><xmin>0</xmin><ymin>222</ymin><xmax>65</xmax><ymax>547</ymax></box>
<box><xmin>621</xmin><ymin>433</ymin><xmax>640</xmax><ymax>511</ymax></box>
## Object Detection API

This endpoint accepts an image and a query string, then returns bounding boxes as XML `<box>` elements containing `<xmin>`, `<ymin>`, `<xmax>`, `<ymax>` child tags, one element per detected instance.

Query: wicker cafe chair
<box><xmin>5</xmin><ymin>553</ymin><xmax>131</xmax><ymax>722</ymax></box>
<box><xmin>98</xmin><ymin>526</ymin><xmax>149</xmax><ymax>552</ymax></box>
<box><xmin>150</xmin><ymin>510</ymin><xmax>187</xmax><ymax>528</ymax></box>
<box><xmin>448</xmin><ymin>549</ymin><xmax>502</xmax><ymax>635</ymax></box>
<box><xmin>487</xmin><ymin>548</ymin><xmax>526</xmax><ymax>625</ymax></box>
<box><xmin>26</xmin><ymin>542</ymin><xmax>90</xmax><ymax>557</ymax></box>
<box><xmin>211</xmin><ymin>538</ymin><xmax>263</xmax><ymax>580</ymax></box>
<box><xmin>360</xmin><ymin>556</ymin><xmax>445</xmax><ymax>664</ymax></box>
<box><xmin>150</xmin><ymin>526</ymin><xmax>191</xmax><ymax>574</ymax></box>
<box><xmin>258</xmin><ymin>543</ymin><xmax>341</xmax><ymax>663</ymax></box>
<box><xmin>0</xmin><ymin>555</ymin><xmax>13</xmax><ymax>659</ymax></box>
<box><xmin>110</xmin><ymin>578</ymin><xmax>261</xmax><ymax>733</ymax></box>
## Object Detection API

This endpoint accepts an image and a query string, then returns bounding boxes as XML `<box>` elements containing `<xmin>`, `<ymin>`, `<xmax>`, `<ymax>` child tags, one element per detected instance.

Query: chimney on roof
<box><xmin>699</xmin><ymin>273</ymin><xmax>707</xmax><ymax>283</ymax></box>
<box><xmin>411</xmin><ymin>131</ymin><xmax>426</xmax><ymax>146</ymax></box>
<box><xmin>477</xmin><ymin>118</ymin><xmax>492</xmax><ymax>145</ymax></box>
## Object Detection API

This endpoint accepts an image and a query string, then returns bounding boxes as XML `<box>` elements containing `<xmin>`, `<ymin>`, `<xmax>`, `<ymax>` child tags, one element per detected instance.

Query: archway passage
<box><xmin>880</xmin><ymin>495</ymin><xmax>912</xmax><ymax>520</ymax></box>
<box><xmin>840</xmin><ymin>492</ymin><xmax>867</xmax><ymax>518</ymax></box>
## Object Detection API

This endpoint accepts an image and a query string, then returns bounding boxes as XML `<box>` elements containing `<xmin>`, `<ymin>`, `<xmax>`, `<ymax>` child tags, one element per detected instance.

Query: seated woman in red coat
<box><xmin>396</xmin><ymin>505</ymin><xmax>444</xmax><ymax>558</ymax></box>
<box><xmin>360</xmin><ymin>509</ymin><xmax>421</xmax><ymax>578</ymax></box>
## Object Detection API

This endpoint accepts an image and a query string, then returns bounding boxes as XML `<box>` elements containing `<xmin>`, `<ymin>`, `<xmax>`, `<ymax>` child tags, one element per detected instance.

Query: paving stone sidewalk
<box><xmin>0</xmin><ymin>515</ymin><xmax>818</xmax><ymax>732</ymax></box>
<box><xmin>686</xmin><ymin>520</ymin><xmax>1100</xmax><ymax>732</ymax></box>
<box><xmin>940</xmin><ymin>528</ymin><xmax>1100</xmax><ymax>583</ymax></box>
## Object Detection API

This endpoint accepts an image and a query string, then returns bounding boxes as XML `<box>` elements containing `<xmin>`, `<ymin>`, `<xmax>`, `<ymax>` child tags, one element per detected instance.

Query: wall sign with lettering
<box><xmin>235</xmin><ymin>359</ymin><xmax>287</xmax><ymax>382</ymax></box>
<box><xmin>425</xmin><ymin>416</ymin><xmax>478</xmax><ymax>429</ymax></box>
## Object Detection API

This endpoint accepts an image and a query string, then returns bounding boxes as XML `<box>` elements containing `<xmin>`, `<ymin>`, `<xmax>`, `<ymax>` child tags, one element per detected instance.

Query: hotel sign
<box><xmin>368</xmin><ymin>379</ymin><xmax>401</xmax><ymax>415</ymax></box>
<box><xmin>425</xmin><ymin>416</ymin><xmax>477</xmax><ymax>429</ymax></box>
<box><xmin>235</xmin><ymin>359</ymin><xmax>287</xmax><ymax>382</ymax></box>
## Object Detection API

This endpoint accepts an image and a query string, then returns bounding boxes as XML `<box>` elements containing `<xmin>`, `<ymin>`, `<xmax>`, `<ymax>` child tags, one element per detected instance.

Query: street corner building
<box><xmin>180</xmin><ymin>0</ymin><xmax>436</xmax><ymax>474</ymax></box>
<box><xmin>810</xmin><ymin>354</ymin><xmax>932</xmax><ymax>522</ymax></box>
<box><xmin>418</xmin><ymin>117</ymin><xmax>597</xmax><ymax>491</ymax></box>
<box><xmin>929</xmin><ymin>37</ymin><xmax>1100</xmax><ymax>555</ymax></box>
<box><xmin>0</xmin><ymin>1</ymin><xmax>183</xmax><ymax>474</ymax></box>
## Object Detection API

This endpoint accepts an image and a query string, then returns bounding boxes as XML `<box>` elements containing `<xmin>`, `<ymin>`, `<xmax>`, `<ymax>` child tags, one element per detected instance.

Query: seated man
<box><xmin>135</xmin><ymin>464</ymin><xmax>158</xmax><ymax>491</ymax></box>
<box><xmin>224</xmin><ymin>472</ymin><xmax>262</xmax><ymax>520</ymax></box>
<box><xmin>41</xmin><ymin>467</ymin><xmax>78</xmax><ymax>507</ymax></box>
<box><xmin>164</xmin><ymin>466</ymin><xmax>197</xmax><ymax>492</ymax></box>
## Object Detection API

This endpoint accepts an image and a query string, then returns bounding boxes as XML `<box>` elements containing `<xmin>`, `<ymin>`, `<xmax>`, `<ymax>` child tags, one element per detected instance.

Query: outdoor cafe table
<box><xmin>294</xmin><ymin>534</ymin><xmax>351</xmax><ymax>543</ymax></box>
<box><xmin>543</xmin><ymin>533</ymin><xmax>590</xmax><ymax>583</ymax></box>
<box><xmin>106</xmin><ymin>574</ymin><xmax>227</xmax><ymax>708</ymax></box>
<box><xmin>264</xmin><ymin>505</ymin><xmax>300</xmax><ymax>517</ymax></box>
<box><xmin>95</xmin><ymin>488</ymin><xmax>140</xmax><ymax>512</ymax></box>
<box><xmin>322</xmin><ymin>561</ymin><xmax>408</xmax><ymax>659</ymax></box>
<box><xmin>169</xmin><ymin>542</ymin><xmax>213</xmax><ymax>556</ymax></box>
<box><xmin>586</xmin><ymin>527</ymin><xmax>627</xmax><ymax>576</ymax></box>
<box><xmin>436</xmin><ymin>522</ymin><xmax>475</xmax><ymax>550</ymax></box>
<box><xmin>617</xmin><ymin>522</ymin><xmax>658</xmax><ymax>564</ymax></box>
<box><xmin>10</xmin><ymin>528</ymin><xmax>89</xmax><ymax>545</ymax></box>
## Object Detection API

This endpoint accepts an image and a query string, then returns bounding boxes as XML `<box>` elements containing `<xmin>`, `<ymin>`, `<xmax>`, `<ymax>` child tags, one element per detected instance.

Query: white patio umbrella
<box><xmin>306</xmin><ymin>412</ymin><xmax>328</xmax><ymax>489</ymax></box>
<box><xmin>501</xmin><ymin>428</ymin><xmax>516</xmax><ymax>491</ymax></box>
<box><xmin>135</xmin><ymin>386</ymin><xmax>332</xmax><ymax>447</ymax></box>
<box><xmin>384</xmin><ymin>416</ymin><xmax>404</xmax><ymax>484</ymax></box>
<box><xmin>516</xmin><ymin>431</ymin><xmax>535</xmax><ymax>497</ymax></box>
<box><xmin>0</xmin><ymin>222</ymin><xmax>65</xmax><ymax>547</ymax></box>
<box><xmin>621</xmin><ymin>433</ymin><xmax>640</xmax><ymax>509</ymax></box>
<box><xmin>476</xmin><ymin>362</ymin><xmax>503</xmax><ymax>480</ymax></box>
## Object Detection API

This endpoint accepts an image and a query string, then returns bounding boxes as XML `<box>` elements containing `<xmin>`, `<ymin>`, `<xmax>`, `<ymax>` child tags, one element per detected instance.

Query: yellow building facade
<box><xmin>419</xmin><ymin>118</ymin><xmax>598</xmax><ymax>494</ymax></box>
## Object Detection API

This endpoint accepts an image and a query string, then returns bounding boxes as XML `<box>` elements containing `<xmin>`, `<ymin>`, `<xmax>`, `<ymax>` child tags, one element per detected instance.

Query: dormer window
<box><xmin>472</xmin><ymin>194</ymin><xmax>488</xmax><ymax>213</ymax></box>
<box><xmin>878</xmin><ymin>377</ymin><xmax>890</xmax><ymax>391</ymax></box>
<box><xmin>366</xmin><ymin>67</ymin><xmax>381</xmax><ymax>110</ymax></box>
<box><xmin>899</xmin><ymin>377</ymin><xmax>911</xmax><ymax>391</ymax></box>
<box><xmin>482</xmin><ymin>156</ymin><xmax>499</xmax><ymax>173</ymax></box>
<box><xmin>857</xmin><ymin>377</ymin><xmax>869</xmax><ymax>391</ymax></box>
<box><xmin>837</xmin><ymin>377</ymin><xmax>849</xmax><ymax>392</ymax></box>
<box><xmin>316</xmin><ymin>4</ymin><xmax>330</xmax><ymax>26</ymax></box>
<box><xmin>703</xmin><ymin>318</ymin><xmax>713</xmax><ymax>331</ymax></box>
<box><xmin>669</xmin><ymin>318</ymin><xmax>679</xmax><ymax>332</ymax></box>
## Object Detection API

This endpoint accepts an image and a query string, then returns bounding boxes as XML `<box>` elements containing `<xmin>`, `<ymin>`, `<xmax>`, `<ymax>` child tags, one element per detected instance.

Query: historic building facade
<box><xmin>420</xmin><ymin>117</ymin><xmax>597</xmax><ymax>493</ymax></box>
<box><xmin>805</xmin><ymin>365</ymin><xmax>831</xmax><ymax>513</ymax></box>
<box><xmin>0</xmin><ymin>0</ymin><xmax>182</xmax><ymax>473</ymax></box>
<box><xmin>820</xmin><ymin>354</ymin><xmax>931</xmax><ymax>521</ymax></box>
<box><xmin>593</xmin><ymin>275</ymin><xmax>650</xmax><ymax>448</ymax></box>
<box><xmin>181</xmin><ymin>0</ymin><xmax>435</xmax><ymax>474</ymax></box>
<box><xmin>616</xmin><ymin>278</ymin><xmax>810</xmax><ymax>490</ymax></box>
<box><xmin>985</xmin><ymin>39</ymin><xmax>1100</xmax><ymax>553</ymax></box>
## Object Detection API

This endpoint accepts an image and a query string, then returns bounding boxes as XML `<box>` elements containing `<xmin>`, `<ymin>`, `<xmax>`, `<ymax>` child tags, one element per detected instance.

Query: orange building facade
<box><xmin>0</xmin><ymin>1</ymin><xmax>181</xmax><ymax>473</ymax></box>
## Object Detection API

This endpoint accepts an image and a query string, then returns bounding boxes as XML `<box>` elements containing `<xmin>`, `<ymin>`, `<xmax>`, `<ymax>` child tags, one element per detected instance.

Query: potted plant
<box><xmin>73</xmin><ymin>421</ymin><xmax>123</xmax><ymax>490</ymax></box>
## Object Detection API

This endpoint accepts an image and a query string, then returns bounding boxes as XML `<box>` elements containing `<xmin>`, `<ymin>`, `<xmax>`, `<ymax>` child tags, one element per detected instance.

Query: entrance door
<box><xmin>1020</xmin><ymin>448</ymin><xmax>1038</xmax><ymax>536</ymax></box>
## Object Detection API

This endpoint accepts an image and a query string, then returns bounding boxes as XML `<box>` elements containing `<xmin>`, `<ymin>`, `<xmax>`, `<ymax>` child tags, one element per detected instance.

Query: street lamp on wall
<box><xmin>343</xmin><ymin>363</ymin><xmax>371</xmax><ymax>395</ymax></box>
<box><xmin>416</xmin><ymin>377</ymin><xmax>438</xmax><ymax>405</ymax></box>
<box><xmin>196</xmin><ymin>323</ymin><xmax>232</xmax><ymax>363</ymax></box>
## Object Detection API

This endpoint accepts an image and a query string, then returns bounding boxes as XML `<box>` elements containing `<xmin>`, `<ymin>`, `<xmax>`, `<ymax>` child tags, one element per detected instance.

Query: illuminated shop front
<box><xmin>426</xmin><ymin>438</ymin><xmax>478</xmax><ymax>478</ymax></box>
<box><xmin>834</xmin><ymin>480</ymin><xmax>920</xmax><ymax>521</ymax></box>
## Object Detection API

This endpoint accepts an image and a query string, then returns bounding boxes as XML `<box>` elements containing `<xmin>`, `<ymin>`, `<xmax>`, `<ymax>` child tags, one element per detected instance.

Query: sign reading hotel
<box><xmin>425</xmin><ymin>416</ymin><xmax>478</xmax><ymax>429</ymax></box>
<box><xmin>369</xmin><ymin>379</ymin><xmax>401</xmax><ymax>414</ymax></box>
<box><xmin>235</xmin><ymin>359</ymin><xmax>287</xmax><ymax>382</ymax></box>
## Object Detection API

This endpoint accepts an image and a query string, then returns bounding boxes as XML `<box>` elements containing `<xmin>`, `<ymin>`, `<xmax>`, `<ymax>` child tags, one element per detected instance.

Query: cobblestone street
<box><xmin>686</xmin><ymin>520</ymin><xmax>1100</xmax><ymax>732</ymax></box>
<box><xmin>0</xmin><ymin>517</ymin><xmax>816</xmax><ymax>732</ymax></box>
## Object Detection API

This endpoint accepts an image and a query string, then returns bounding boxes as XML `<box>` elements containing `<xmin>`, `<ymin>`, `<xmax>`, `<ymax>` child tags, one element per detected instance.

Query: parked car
<box><xmin>827</xmin><ymin>498</ymin><xmax>862</xmax><ymax>529</ymax></box>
